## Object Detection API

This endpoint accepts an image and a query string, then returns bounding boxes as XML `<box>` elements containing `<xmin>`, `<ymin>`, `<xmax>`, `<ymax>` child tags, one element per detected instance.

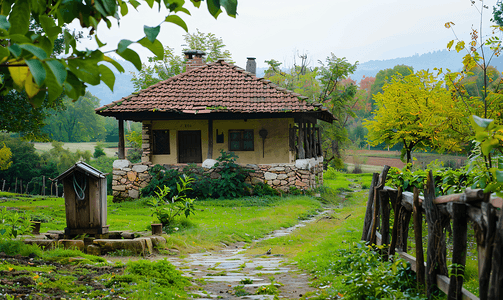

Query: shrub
<box><xmin>211</xmin><ymin>150</ymin><xmax>252</xmax><ymax>198</ymax></box>
<box><xmin>252</xmin><ymin>182</ymin><xmax>279</xmax><ymax>196</ymax></box>
<box><xmin>93</xmin><ymin>143</ymin><xmax>106</xmax><ymax>158</ymax></box>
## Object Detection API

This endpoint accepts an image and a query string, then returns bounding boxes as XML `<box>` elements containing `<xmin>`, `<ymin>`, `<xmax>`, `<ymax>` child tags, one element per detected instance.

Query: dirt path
<box><xmin>162</xmin><ymin>211</ymin><xmax>328</xmax><ymax>299</ymax></box>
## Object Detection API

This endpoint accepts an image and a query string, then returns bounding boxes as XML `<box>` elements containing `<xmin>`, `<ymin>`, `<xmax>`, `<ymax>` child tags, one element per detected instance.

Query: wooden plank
<box><xmin>397</xmin><ymin>205</ymin><xmax>412</xmax><ymax>252</ymax></box>
<box><xmin>369</xmin><ymin>185</ymin><xmax>381</xmax><ymax>245</ymax></box>
<box><xmin>362</xmin><ymin>173</ymin><xmax>379</xmax><ymax>241</ymax></box>
<box><xmin>317</xmin><ymin>127</ymin><xmax>322</xmax><ymax>157</ymax></box>
<box><xmin>413</xmin><ymin>187</ymin><xmax>425</xmax><ymax>288</ymax></box>
<box><xmin>388</xmin><ymin>187</ymin><xmax>402</xmax><ymax>258</ymax></box>
<box><xmin>298</xmin><ymin>122</ymin><xmax>305</xmax><ymax>159</ymax></box>
<box><xmin>488</xmin><ymin>209</ymin><xmax>503</xmax><ymax>298</ymax></box>
<box><xmin>424</xmin><ymin>170</ymin><xmax>448</xmax><ymax>298</ymax></box>
<box><xmin>448</xmin><ymin>202</ymin><xmax>468</xmax><ymax>300</ymax></box>
<box><xmin>207</xmin><ymin>119</ymin><xmax>213</xmax><ymax>159</ymax></box>
<box><xmin>479</xmin><ymin>202</ymin><xmax>495</xmax><ymax>299</ymax></box>
<box><xmin>118</xmin><ymin>119</ymin><xmax>125</xmax><ymax>159</ymax></box>
<box><xmin>88</xmin><ymin>178</ymin><xmax>96</xmax><ymax>228</ymax></box>
<box><xmin>63</xmin><ymin>177</ymin><xmax>77</xmax><ymax>228</ymax></box>
<box><xmin>100</xmin><ymin>177</ymin><xmax>108</xmax><ymax>227</ymax></box>
<box><xmin>380</xmin><ymin>189</ymin><xmax>390</xmax><ymax>260</ymax></box>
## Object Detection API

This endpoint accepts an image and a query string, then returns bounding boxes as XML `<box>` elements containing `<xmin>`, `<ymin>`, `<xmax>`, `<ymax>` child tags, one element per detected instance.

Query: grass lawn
<box><xmin>32</xmin><ymin>142</ymin><xmax>118</xmax><ymax>157</ymax></box>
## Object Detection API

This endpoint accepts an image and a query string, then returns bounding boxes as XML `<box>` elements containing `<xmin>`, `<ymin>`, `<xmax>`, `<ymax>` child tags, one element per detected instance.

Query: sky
<box><xmin>75</xmin><ymin>0</ymin><xmax>501</xmax><ymax>70</ymax></box>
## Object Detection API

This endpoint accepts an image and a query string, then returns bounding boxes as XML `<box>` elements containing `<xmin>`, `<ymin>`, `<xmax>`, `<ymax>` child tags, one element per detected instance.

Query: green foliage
<box><xmin>255</xmin><ymin>277</ymin><xmax>283</xmax><ymax>296</ymax></box>
<box><xmin>42</xmin><ymin>92</ymin><xmax>106</xmax><ymax>142</ymax></box>
<box><xmin>0</xmin><ymin>0</ymin><xmax>237</xmax><ymax>108</ymax></box>
<box><xmin>323</xmin><ymin>166</ymin><xmax>341</xmax><ymax>180</ymax></box>
<box><xmin>0</xmin><ymin>207</ymin><xmax>32</xmax><ymax>239</ymax></box>
<box><xmin>93</xmin><ymin>143</ymin><xmax>106</xmax><ymax>158</ymax></box>
<box><xmin>142</xmin><ymin>151</ymin><xmax>252</xmax><ymax>200</ymax></box>
<box><xmin>0</xmin><ymin>239</ymin><xmax>42</xmax><ymax>256</ymax></box>
<box><xmin>0</xmin><ymin>142</ymin><xmax>13</xmax><ymax>170</ymax></box>
<box><xmin>369</xmin><ymin>65</ymin><xmax>414</xmax><ymax>106</ymax></box>
<box><xmin>252</xmin><ymin>182</ymin><xmax>279</xmax><ymax>196</ymax></box>
<box><xmin>125</xmin><ymin>259</ymin><xmax>190</xmax><ymax>291</ymax></box>
<box><xmin>148</xmin><ymin>176</ymin><xmax>196</xmax><ymax>227</ymax></box>
<box><xmin>87</xmin><ymin>155</ymin><xmax>115</xmax><ymax>194</ymax></box>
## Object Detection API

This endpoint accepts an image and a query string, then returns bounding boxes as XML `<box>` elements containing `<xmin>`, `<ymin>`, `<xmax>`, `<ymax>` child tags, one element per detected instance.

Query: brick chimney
<box><xmin>184</xmin><ymin>50</ymin><xmax>206</xmax><ymax>72</ymax></box>
<box><xmin>246</xmin><ymin>57</ymin><xmax>256</xmax><ymax>75</ymax></box>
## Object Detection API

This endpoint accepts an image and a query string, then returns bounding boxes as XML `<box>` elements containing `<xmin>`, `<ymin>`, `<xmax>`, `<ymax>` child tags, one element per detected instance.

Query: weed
<box><xmin>233</xmin><ymin>285</ymin><xmax>249</xmax><ymax>296</ymax></box>
<box><xmin>240</xmin><ymin>278</ymin><xmax>254</xmax><ymax>284</ymax></box>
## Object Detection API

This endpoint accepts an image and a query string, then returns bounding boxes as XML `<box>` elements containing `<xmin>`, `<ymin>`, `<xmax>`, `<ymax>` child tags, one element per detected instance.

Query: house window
<box><xmin>229</xmin><ymin>130</ymin><xmax>254</xmax><ymax>151</ymax></box>
<box><xmin>152</xmin><ymin>130</ymin><xmax>170</xmax><ymax>154</ymax></box>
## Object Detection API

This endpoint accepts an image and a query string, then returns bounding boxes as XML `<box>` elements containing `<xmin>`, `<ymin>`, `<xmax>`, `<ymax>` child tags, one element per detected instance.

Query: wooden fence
<box><xmin>1</xmin><ymin>177</ymin><xmax>62</xmax><ymax>197</ymax></box>
<box><xmin>361</xmin><ymin>165</ymin><xmax>503</xmax><ymax>300</ymax></box>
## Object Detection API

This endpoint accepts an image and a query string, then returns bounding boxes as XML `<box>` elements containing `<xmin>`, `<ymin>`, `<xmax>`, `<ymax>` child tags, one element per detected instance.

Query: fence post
<box><xmin>42</xmin><ymin>176</ymin><xmax>45</xmax><ymax>196</ymax></box>
<box><xmin>488</xmin><ymin>209</ymin><xmax>503</xmax><ymax>298</ymax></box>
<box><xmin>1</xmin><ymin>179</ymin><xmax>5</xmax><ymax>192</ymax></box>
<box><xmin>14</xmin><ymin>178</ymin><xmax>17</xmax><ymax>193</ymax></box>
<box><xmin>413</xmin><ymin>187</ymin><xmax>425</xmax><ymax>288</ymax></box>
<box><xmin>447</xmin><ymin>202</ymin><xmax>467</xmax><ymax>300</ymax></box>
<box><xmin>380</xmin><ymin>189</ymin><xmax>391</xmax><ymax>260</ymax></box>
<box><xmin>362</xmin><ymin>173</ymin><xmax>379</xmax><ymax>241</ymax></box>
<box><xmin>388</xmin><ymin>187</ymin><xmax>402</xmax><ymax>258</ymax></box>
<box><xmin>479</xmin><ymin>201</ymin><xmax>495</xmax><ymax>299</ymax></box>
<box><xmin>424</xmin><ymin>170</ymin><xmax>448</xmax><ymax>298</ymax></box>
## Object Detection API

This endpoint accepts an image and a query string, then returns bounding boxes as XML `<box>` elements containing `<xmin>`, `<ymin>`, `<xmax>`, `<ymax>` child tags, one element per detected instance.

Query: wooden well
<box><xmin>56</xmin><ymin>162</ymin><xmax>109</xmax><ymax>236</ymax></box>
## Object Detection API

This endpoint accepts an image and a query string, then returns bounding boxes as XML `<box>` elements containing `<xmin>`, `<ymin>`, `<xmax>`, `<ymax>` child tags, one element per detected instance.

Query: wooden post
<box><xmin>397</xmin><ymin>205</ymin><xmax>412</xmax><ymax>252</ymax></box>
<box><xmin>479</xmin><ymin>201</ymin><xmax>495</xmax><ymax>299</ymax></box>
<box><xmin>362</xmin><ymin>173</ymin><xmax>379</xmax><ymax>241</ymax></box>
<box><xmin>304</xmin><ymin>122</ymin><xmax>311</xmax><ymax>158</ymax></box>
<box><xmin>424</xmin><ymin>171</ymin><xmax>448</xmax><ymax>298</ymax></box>
<box><xmin>412</xmin><ymin>187</ymin><xmax>425</xmax><ymax>288</ymax></box>
<box><xmin>447</xmin><ymin>202</ymin><xmax>467</xmax><ymax>300</ymax></box>
<box><xmin>317</xmin><ymin>127</ymin><xmax>322</xmax><ymax>157</ymax></box>
<box><xmin>289</xmin><ymin>124</ymin><xmax>295</xmax><ymax>152</ymax></box>
<box><xmin>1</xmin><ymin>180</ymin><xmax>4</xmax><ymax>192</ymax></box>
<box><xmin>118</xmin><ymin>118</ymin><xmax>125</xmax><ymax>159</ymax></box>
<box><xmin>207</xmin><ymin>119</ymin><xmax>213</xmax><ymax>160</ymax></box>
<box><xmin>388</xmin><ymin>187</ymin><xmax>402</xmax><ymax>258</ymax></box>
<box><xmin>488</xmin><ymin>209</ymin><xmax>503</xmax><ymax>298</ymax></box>
<box><xmin>380</xmin><ymin>189</ymin><xmax>390</xmax><ymax>260</ymax></box>
<box><xmin>298</xmin><ymin>122</ymin><xmax>305</xmax><ymax>159</ymax></box>
<box><xmin>56</xmin><ymin>180</ymin><xmax>59</xmax><ymax>198</ymax></box>
<box><xmin>309</xmin><ymin>123</ymin><xmax>315</xmax><ymax>158</ymax></box>
<box><xmin>14</xmin><ymin>178</ymin><xmax>17</xmax><ymax>193</ymax></box>
<box><xmin>370</xmin><ymin>185</ymin><xmax>381</xmax><ymax>245</ymax></box>
<box><xmin>42</xmin><ymin>176</ymin><xmax>46</xmax><ymax>196</ymax></box>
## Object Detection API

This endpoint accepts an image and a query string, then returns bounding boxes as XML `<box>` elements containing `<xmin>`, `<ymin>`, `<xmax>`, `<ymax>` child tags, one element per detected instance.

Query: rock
<box><xmin>269</xmin><ymin>166</ymin><xmax>285</xmax><ymax>172</ymax></box>
<box><xmin>202</xmin><ymin>159</ymin><xmax>218</xmax><ymax>169</ymax></box>
<box><xmin>277</xmin><ymin>174</ymin><xmax>288</xmax><ymax>180</ymax></box>
<box><xmin>137</xmin><ymin>237</ymin><xmax>154</xmax><ymax>255</ymax></box>
<box><xmin>139</xmin><ymin>181</ymin><xmax>149</xmax><ymax>189</ymax></box>
<box><xmin>150</xmin><ymin>236</ymin><xmax>167</xmax><ymax>249</ymax></box>
<box><xmin>264</xmin><ymin>172</ymin><xmax>278</xmax><ymax>180</ymax></box>
<box><xmin>210</xmin><ymin>172</ymin><xmax>221</xmax><ymax>179</ymax></box>
<box><xmin>272</xmin><ymin>180</ymin><xmax>281</xmax><ymax>186</ymax></box>
<box><xmin>295</xmin><ymin>180</ymin><xmax>307</xmax><ymax>187</ymax></box>
<box><xmin>87</xmin><ymin>244</ymin><xmax>101</xmax><ymax>256</ymax></box>
<box><xmin>59</xmin><ymin>239</ymin><xmax>85</xmax><ymax>251</ymax></box>
<box><xmin>132</xmin><ymin>165</ymin><xmax>149</xmax><ymax>173</ymax></box>
<box><xmin>23</xmin><ymin>239</ymin><xmax>56</xmax><ymax>250</ymax></box>
<box><xmin>122</xmin><ymin>232</ymin><xmax>135</xmax><ymax>239</ymax></box>
<box><xmin>128</xmin><ymin>189</ymin><xmax>139</xmax><ymax>199</ymax></box>
<box><xmin>93</xmin><ymin>239</ymin><xmax>145</xmax><ymax>255</ymax></box>
<box><xmin>251</xmin><ymin>177</ymin><xmax>264</xmax><ymax>185</ymax></box>
<box><xmin>113</xmin><ymin>160</ymin><xmax>131</xmax><ymax>169</ymax></box>
<box><xmin>138</xmin><ymin>173</ymin><xmax>151</xmax><ymax>181</ymax></box>
<box><xmin>113</xmin><ymin>185</ymin><xmax>126</xmax><ymax>191</ymax></box>
<box><xmin>127</xmin><ymin>171</ymin><xmax>137</xmax><ymax>182</ymax></box>
<box><xmin>113</xmin><ymin>170</ymin><xmax>126</xmax><ymax>176</ymax></box>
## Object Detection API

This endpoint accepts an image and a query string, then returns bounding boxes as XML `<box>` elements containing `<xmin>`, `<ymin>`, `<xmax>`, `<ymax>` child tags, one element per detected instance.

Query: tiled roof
<box><xmin>96</xmin><ymin>60</ymin><xmax>334</xmax><ymax>121</ymax></box>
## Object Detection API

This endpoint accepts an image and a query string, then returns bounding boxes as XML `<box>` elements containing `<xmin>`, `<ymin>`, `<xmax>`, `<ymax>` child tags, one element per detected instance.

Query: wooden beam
<box><xmin>448</xmin><ymin>202</ymin><xmax>468</xmax><ymax>300</ymax></box>
<box><xmin>207</xmin><ymin>119</ymin><xmax>213</xmax><ymax>159</ymax></box>
<box><xmin>362</xmin><ymin>173</ymin><xmax>379</xmax><ymax>241</ymax></box>
<box><xmin>298</xmin><ymin>122</ymin><xmax>305</xmax><ymax>159</ymax></box>
<box><xmin>118</xmin><ymin>119</ymin><xmax>125</xmax><ymax>159</ymax></box>
<box><xmin>413</xmin><ymin>187</ymin><xmax>425</xmax><ymax>288</ymax></box>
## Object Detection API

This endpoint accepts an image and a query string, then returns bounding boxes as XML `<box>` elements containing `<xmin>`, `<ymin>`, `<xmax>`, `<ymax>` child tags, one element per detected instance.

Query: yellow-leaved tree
<box><xmin>0</xmin><ymin>143</ymin><xmax>13</xmax><ymax>171</ymax></box>
<box><xmin>364</xmin><ymin>70</ymin><xmax>468</xmax><ymax>166</ymax></box>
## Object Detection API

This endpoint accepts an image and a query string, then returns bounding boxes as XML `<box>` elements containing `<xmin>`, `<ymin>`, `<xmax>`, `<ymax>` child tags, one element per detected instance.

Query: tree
<box><xmin>370</xmin><ymin>65</ymin><xmax>414</xmax><ymax>108</ymax></box>
<box><xmin>131</xmin><ymin>29</ymin><xmax>234</xmax><ymax>91</ymax></box>
<box><xmin>0</xmin><ymin>0</ymin><xmax>237</xmax><ymax>108</ymax></box>
<box><xmin>364</xmin><ymin>70</ymin><xmax>467</xmax><ymax>165</ymax></box>
<box><xmin>317</xmin><ymin>54</ymin><xmax>358</xmax><ymax>166</ymax></box>
<box><xmin>0</xmin><ymin>143</ymin><xmax>12</xmax><ymax>171</ymax></box>
<box><xmin>42</xmin><ymin>92</ymin><xmax>106</xmax><ymax>142</ymax></box>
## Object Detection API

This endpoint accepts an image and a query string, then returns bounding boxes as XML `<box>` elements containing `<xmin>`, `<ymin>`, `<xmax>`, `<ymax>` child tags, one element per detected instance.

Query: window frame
<box><xmin>228</xmin><ymin>129</ymin><xmax>254</xmax><ymax>151</ymax></box>
<box><xmin>152</xmin><ymin>129</ymin><xmax>170</xmax><ymax>155</ymax></box>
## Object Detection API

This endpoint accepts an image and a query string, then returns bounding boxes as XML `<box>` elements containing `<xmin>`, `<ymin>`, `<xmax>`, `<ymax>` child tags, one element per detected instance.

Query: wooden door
<box><xmin>178</xmin><ymin>131</ymin><xmax>202</xmax><ymax>163</ymax></box>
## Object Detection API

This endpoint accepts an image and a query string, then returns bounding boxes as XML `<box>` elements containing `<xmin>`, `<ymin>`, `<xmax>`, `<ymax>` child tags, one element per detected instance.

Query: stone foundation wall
<box><xmin>111</xmin><ymin>158</ymin><xmax>323</xmax><ymax>201</ymax></box>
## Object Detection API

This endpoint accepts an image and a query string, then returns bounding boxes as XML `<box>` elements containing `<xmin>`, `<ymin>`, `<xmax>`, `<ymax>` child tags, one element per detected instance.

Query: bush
<box><xmin>252</xmin><ymin>182</ymin><xmax>279</xmax><ymax>196</ymax></box>
<box><xmin>211</xmin><ymin>150</ymin><xmax>252</xmax><ymax>198</ymax></box>
<box><xmin>93</xmin><ymin>143</ymin><xmax>106</xmax><ymax>158</ymax></box>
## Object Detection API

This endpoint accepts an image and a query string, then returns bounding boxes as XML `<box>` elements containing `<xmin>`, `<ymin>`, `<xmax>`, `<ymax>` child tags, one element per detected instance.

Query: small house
<box><xmin>96</xmin><ymin>51</ymin><xmax>335</xmax><ymax>200</ymax></box>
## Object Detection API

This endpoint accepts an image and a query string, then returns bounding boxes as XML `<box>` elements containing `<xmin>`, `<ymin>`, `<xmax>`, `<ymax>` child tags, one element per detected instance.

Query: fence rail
<box><xmin>361</xmin><ymin>165</ymin><xmax>503</xmax><ymax>300</ymax></box>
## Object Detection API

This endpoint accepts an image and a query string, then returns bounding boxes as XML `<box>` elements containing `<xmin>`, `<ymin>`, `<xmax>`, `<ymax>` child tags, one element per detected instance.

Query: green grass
<box><xmin>32</xmin><ymin>142</ymin><xmax>117</xmax><ymax>156</ymax></box>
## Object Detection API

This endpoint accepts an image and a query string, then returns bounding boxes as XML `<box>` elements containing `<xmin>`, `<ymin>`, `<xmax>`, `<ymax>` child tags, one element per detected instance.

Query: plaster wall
<box><xmin>145</xmin><ymin>118</ymin><xmax>295</xmax><ymax>165</ymax></box>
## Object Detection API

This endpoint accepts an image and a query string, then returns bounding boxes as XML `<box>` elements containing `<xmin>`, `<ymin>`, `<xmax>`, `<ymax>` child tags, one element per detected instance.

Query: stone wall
<box><xmin>111</xmin><ymin>157</ymin><xmax>323</xmax><ymax>201</ymax></box>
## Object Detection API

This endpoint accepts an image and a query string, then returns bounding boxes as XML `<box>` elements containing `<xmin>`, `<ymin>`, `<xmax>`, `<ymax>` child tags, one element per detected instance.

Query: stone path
<box><xmin>165</xmin><ymin>211</ymin><xmax>329</xmax><ymax>299</ymax></box>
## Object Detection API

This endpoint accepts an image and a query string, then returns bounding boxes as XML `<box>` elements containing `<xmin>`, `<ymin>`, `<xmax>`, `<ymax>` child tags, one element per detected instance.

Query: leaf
<box><xmin>144</xmin><ymin>25</ymin><xmax>161</xmax><ymax>43</ymax></box>
<box><xmin>129</xmin><ymin>0</ymin><xmax>140</xmax><ymax>9</ymax></box>
<box><xmin>117</xmin><ymin>39</ymin><xmax>134</xmax><ymax>53</ymax></box>
<box><xmin>0</xmin><ymin>46</ymin><xmax>8</xmax><ymax>64</ymax></box>
<box><xmin>447</xmin><ymin>40</ymin><xmax>454</xmax><ymax>50</ymax></box>
<box><xmin>471</xmin><ymin>115</ymin><xmax>493</xmax><ymax>129</ymax></box>
<box><xmin>99</xmin><ymin>64</ymin><xmax>116</xmax><ymax>91</ymax></box>
<box><xmin>9</xmin><ymin>0</ymin><xmax>30</xmax><ymax>35</ymax></box>
<box><xmin>46</xmin><ymin>59</ymin><xmax>67</xmax><ymax>86</ymax></box>
<box><xmin>19</xmin><ymin>44</ymin><xmax>48</xmax><ymax>59</ymax></box>
<box><xmin>24</xmin><ymin>72</ymin><xmax>40</xmax><ymax>98</ymax></box>
<box><xmin>137</xmin><ymin>37</ymin><xmax>164</xmax><ymax>59</ymax></box>
<box><xmin>43</xmin><ymin>64</ymin><xmax>63</xmax><ymax>103</ymax></box>
<box><xmin>496</xmin><ymin>170</ymin><xmax>503</xmax><ymax>183</ymax></box>
<box><xmin>8</xmin><ymin>66</ymin><xmax>29</xmax><ymax>89</ymax></box>
<box><xmin>190</xmin><ymin>0</ymin><xmax>201</xmax><ymax>8</ymax></box>
<box><xmin>219</xmin><ymin>0</ymin><xmax>237</xmax><ymax>17</ymax></box>
<box><xmin>63</xmin><ymin>71</ymin><xmax>86</xmax><ymax>100</ymax></box>
<box><xmin>206</xmin><ymin>0</ymin><xmax>222</xmax><ymax>18</ymax></box>
<box><xmin>455</xmin><ymin>41</ymin><xmax>465</xmax><ymax>53</ymax></box>
<box><xmin>0</xmin><ymin>15</ymin><xmax>10</xmax><ymax>31</ymax></box>
<box><xmin>8</xmin><ymin>44</ymin><xmax>21</xmax><ymax>58</ymax></box>
<box><xmin>95</xmin><ymin>35</ymin><xmax>107</xmax><ymax>47</ymax></box>
<box><xmin>38</xmin><ymin>15</ymin><xmax>61</xmax><ymax>43</ymax></box>
<box><xmin>25</xmin><ymin>59</ymin><xmax>46</xmax><ymax>86</ymax></box>
<box><xmin>164</xmin><ymin>15</ymin><xmax>188</xmax><ymax>32</ymax></box>
<box><xmin>119</xmin><ymin>0</ymin><xmax>128</xmax><ymax>16</ymax></box>
<box><xmin>117</xmin><ymin>48</ymin><xmax>142</xmax><ymax>71</ymax></box>
<box><xmin>103</xmin><ymin>55</ymin><xmax>125</xmax><ymax>73</ymax></box>
<box><xmin>145</xmin><ymin>0</ymin><xmax>155</xmax><ymax>8</ymax></box>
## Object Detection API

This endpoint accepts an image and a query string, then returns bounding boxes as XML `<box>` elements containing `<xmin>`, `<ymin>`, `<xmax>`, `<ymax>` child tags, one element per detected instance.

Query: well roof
<box><xmin>95</xmin><ymin>59</ymin><xmax>334</xmax><ymax>122</ymax></box>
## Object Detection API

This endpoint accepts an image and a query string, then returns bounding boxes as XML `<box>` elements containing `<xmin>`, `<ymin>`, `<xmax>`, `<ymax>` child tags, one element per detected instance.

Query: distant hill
<box><xmin>351</xmin><ymin>49</ymin><xmax>503</xmax><ymax>82</ymax></box>
<box><xmin>90</xmin><ymin>50</ymin><xmax>503</xmax><ymax>106</ymax></box>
